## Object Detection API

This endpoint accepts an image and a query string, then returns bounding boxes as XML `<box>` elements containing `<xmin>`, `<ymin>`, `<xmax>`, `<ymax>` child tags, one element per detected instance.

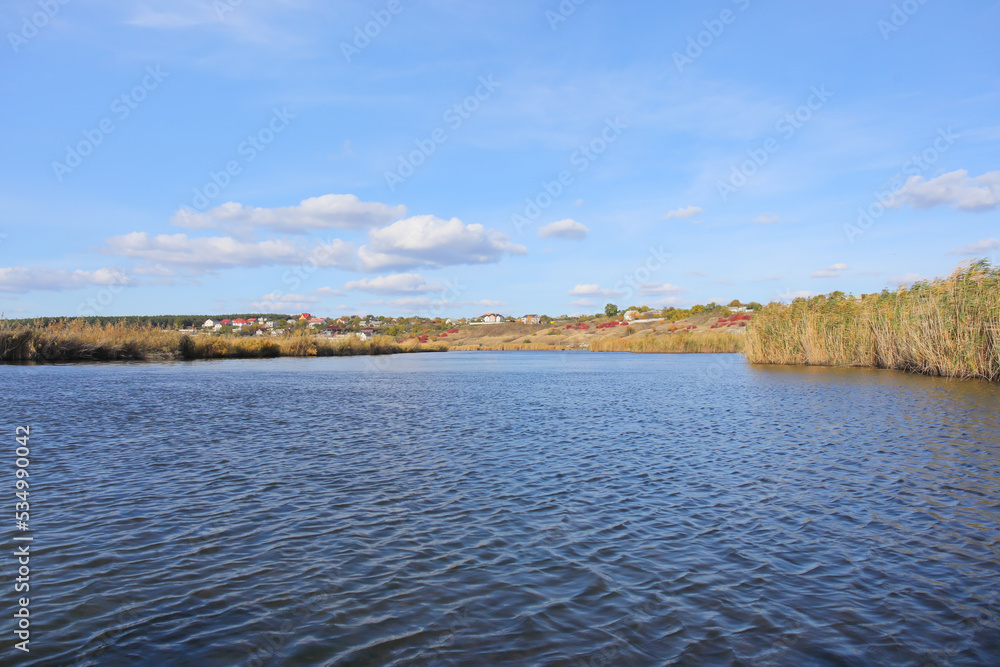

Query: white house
<box><xmin>482</xmin><ymin>313</ymin><xmax>504</xmax><ymax>323</ymax></box>
<box><xmin>203</xmin><ymin>319</ymin><xmax>216</xmax><ymax>328</ymax></box>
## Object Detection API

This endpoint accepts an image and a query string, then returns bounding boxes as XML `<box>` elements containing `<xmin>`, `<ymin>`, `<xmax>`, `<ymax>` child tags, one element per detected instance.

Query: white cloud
<box><xmin>537</xmin><ymin>219</ymin><xmax>589</xmax><ymax>240</ymax></box>
<box><xmin>754</xmin><ymin>213</ymin><xmax>781</xmax><ymax>224</ymax></box>
<box><xmin>311</xmin><ymin>287</ymin><xmax>347</xmax><ymax>298</ymax></box>
<box><xmin>949</xmin><ymin>238</ymin><xmax>1000</xmax><ymax>255</ymax></box>
<box><xmin>249</xmin><ymin>293</ymin><xmax>320</xmax><ymax>312</ymax></box>
<box><xmin>173</xmin><ymin>195</ymin><xmax>406</xmax><ymax>238</ymax></box>
<box><xmin>568</xmin><ymin>298</ymin><xmax>597</xmax><ymax>308</ymax></box>
<box><xmin>777</xmin><ymin>290</ymin><xmax>815</xmax><ymax>300</ymax></box>
<box><xmin>567</xmin><ymin>284</ymin><xmax>623</xmax><ymax>297</ymax></box>
<box><xmin>647</xmin><ymin>296</ymin><xmax>689</xmax><ymax>307</ymax></box>
<box><xmin>686</xmin><ymin>270</ymin><xmax>708</xmax><ymax>277</ymax></box>
<box><xmin>343</xmin><ymin>273</ymin><xmax>441</xmax><ymax>294</ymax></box>
<box><xmin>752</xmin><ymin>274</ymin><xmax>782</xmax><ymax>282</ymax></box>
<box><xmin>890</xmin><ymin>170</ymin><xmax>1000</xmax><ymax>212</ymax></box>
<box><xmin>811</xmin><ymin>263</ymin><xmax>849</xmax><ymax>278</ymax></box>
<box><xmin>663</xmin><ymin>206</ymin><xmax>702</xmax><ymax>220</ymax></box>
<box><xmin>636</xmin><ymin>282</ymin><xmax>685</xmax><ymax>295</ymax></box>
<box><xmin>103</xmin><ymin>233</ymin><xmax>355</xmax><ymax>272</ymax></box>
<box><xmin>0</xmin><ymin>267</ymin><xmax>130</xmax><ymax>293</ymax></box>
<box><xmin>888</xmin><ymin>273</ymin><xmax>929</xmax><ymax>286</ymax></box>
<box><xmin>357</xmin><ymin>215</ymin><xmax>526</xmax><ymax>271</ymax></box>
<box><xmin>358</xmin><ymin>297</ymin><xmax>505</xmax><ymax>314</ymax></box>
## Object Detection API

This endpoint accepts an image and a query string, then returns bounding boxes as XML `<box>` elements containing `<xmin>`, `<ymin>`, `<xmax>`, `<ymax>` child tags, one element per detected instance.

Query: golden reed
<box><xmin>745</xmin><ymin>260</ymin><xmax>1000</xmax><ymax>380</ymax></box>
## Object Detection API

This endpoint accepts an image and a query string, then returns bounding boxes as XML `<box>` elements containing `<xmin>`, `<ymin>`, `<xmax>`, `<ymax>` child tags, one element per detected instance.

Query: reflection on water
<box><xmin>4</xmin><ymin>352</ymin><xmax>999</xmax><ymax>665</ymax></box>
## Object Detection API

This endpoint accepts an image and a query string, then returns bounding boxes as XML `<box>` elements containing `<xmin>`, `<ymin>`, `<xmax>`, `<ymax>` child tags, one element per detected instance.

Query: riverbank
<box><xmin>745</xmin><ymin>260</ymin><xmax>1000</xmax><ymax>381</ymax></box>
<box><xmin>0</xmin><ymin>323</ymin><xmax>445</xmax><ymax>362</ymax></box>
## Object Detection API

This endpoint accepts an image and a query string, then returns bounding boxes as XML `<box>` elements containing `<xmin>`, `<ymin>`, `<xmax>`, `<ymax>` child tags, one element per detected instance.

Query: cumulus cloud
<box><xmin>949</xmin><ymin>238</ymin><xmax>1000</xmax><ymax>255</ymax></box>
<box><xmin>249</xmin><ymin>292</ymin><xmax>320</xmax><ymax>312</ymax></box>
<box><xmin>357</xmin><ymin>215</ymin><xmax>526</xmax><ymax>271</ymax></box>
<box><xmin>888</xmin><ymin>273</ymin><xmax>929</xmax><ymax>285</ymax></box>
<box><xmin>636</xmin><ymin>282</ymin><xmax>685</xmax><ymax>295</ymax></box>
<box><xmin>311</xmin><ymin>287</ymin><xmax>347</xmax><ymax>298</ymax></box>
<box><xmin>754</xmin><ymin>213</ymin><xmax>781</xmax><ymax>224</ymax></box>
<box><xmin>537</xmin><ymin>219</ymin><xmax>589</xmax><ymax>240</ymax></box>
<box><xmin>777</xmin><ymin>290</ymin><xmax>815</xmax><ymax>300</ymax></box>
<box><xmin>343</xmin><ymin>273</ymin><xmax>441</xmax><ymax>294</ymax></box>
<box><xmin>811</xmin><ymin>263</ymin><xmax>849</xmax><ymax>278</ymax></box>
<box><xmin>103</xmin><ymin>233</ymin><xmax>355</xmax><ymax>272</ymax></box>
<box><xmin>663</xmin><ymin>206</ymin><xmax>702</xmax><ymax>220</ymax></box>
<box><xmin>890</xmin><ymin>170</ymin><xmax>1000</xmax><ymax>212</ymax></box>
<box><xmin>567</xmin><ymin>284</ymin><xmax>623</xmax><ymax>297</ymax></box>
<box><xmin>0</xmin><ymin>267</ymin><xmax>130</xmax><ymax>293</ymax></box>
<box><xmin>172</xmin><ymin>195</ymin><xmax>406</xmax><ymax>237</ymax></box>
<box><xmin>358</xmin><ymin>297</ymin><xmax>505</xmax><ymax>314</ymax></box>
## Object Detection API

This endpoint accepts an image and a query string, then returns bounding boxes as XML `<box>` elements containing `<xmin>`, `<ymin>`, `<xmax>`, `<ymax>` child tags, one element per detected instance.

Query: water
<box><xmin>3</xmin><ymin>352</ymin><xmax>1000</xmax><ymax>666</ymax></box>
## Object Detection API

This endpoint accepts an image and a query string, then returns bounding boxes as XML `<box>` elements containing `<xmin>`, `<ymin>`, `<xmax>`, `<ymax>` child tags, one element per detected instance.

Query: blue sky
<box><xmin>2</xmin><ymin>0</ymin><xmax>998</xmax><ymax>319</ymax></box>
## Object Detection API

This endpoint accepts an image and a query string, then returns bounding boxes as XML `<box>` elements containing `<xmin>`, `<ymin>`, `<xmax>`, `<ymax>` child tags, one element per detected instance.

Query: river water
<box><xmin>4</xmin><ymin>352</ymin><xmax>999</xmax><ymax>665</ymax></box>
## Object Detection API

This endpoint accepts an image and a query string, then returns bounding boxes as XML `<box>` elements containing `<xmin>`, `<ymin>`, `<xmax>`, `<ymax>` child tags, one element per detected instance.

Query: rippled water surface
<box><xmin>4</xmin><ymin>352</ymin><xmax>1000</xmax><ymax>666</ymax></box>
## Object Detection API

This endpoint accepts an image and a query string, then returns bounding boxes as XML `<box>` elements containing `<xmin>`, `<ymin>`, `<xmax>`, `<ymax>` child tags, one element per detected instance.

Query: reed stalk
<box><xmin>745</xmin><ymin>260</ymin><xmax>1000</xmax><ymax>380</ymax></box>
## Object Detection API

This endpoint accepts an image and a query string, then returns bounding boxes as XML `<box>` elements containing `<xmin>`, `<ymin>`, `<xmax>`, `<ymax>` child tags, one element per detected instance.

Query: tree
<box><xmin>605</xmin><ymin>303</ymin><xmax>619</xmax><ymax>317</ymax></box>
<box><xmin>728</xmin><ymin>299</ymin><xmax>742</xmax><ymax>308</ymax></box>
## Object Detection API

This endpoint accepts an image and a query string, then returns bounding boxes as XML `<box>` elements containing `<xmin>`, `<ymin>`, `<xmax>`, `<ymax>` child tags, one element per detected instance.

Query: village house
<box><xmin>482</xmin><ymin>313</ymin><xmax>504</xmax><ymax>323</ymax></box>
<box><xmin>623</xmin><ymin>310</ymin><xmax>642</xmax><ymax>322</ymax></box>
<box><xmin>518</xmin><ymin>314</ymin><xmax>540</xmax><ymax>325</ymax></box>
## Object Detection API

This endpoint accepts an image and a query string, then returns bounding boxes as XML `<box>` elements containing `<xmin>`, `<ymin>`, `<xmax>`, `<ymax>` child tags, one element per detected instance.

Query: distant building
<box><xmin>519</xmin><ymin>314</ymin><xmax>540</xmax><ymax>324</ymax></box>
<box><xmin>623</xmin><ymin>310</ymin><xmax>641</xmax><ymax>321</ymax></box>
<box><xmin>202</xmin><ymin>319</ymin><xmax>216</xmax><ymax>328</ymax></box>
<box><xmin>482</xmin><ymin>313</ymin><xmax>504</xmax><ymax>323</ymax></box>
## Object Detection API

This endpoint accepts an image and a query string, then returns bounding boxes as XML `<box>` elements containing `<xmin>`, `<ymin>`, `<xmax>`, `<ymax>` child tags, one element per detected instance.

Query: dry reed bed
<box><xmin>745</xmin><ymin>260</ymin><xmax>1000</xmax><ymax>380</ymax></box>
<box><xmin>0</xmin><ymin>323</ymin><xmax>444</xmax><ymax>362</ymax></box>
<box><xmin>589</xmin><ymin>331</ymin><xmax>745</xmax><ymax>354</ymax></box>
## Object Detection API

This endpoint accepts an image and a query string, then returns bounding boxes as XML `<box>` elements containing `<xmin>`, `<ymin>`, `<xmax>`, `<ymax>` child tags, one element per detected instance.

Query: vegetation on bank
<box><xmin>589</xmin><ymin>331</ymin><xmax>745</xmax><ymax>354</ymax></box>
<box><xmin>745</xmin><ymin>260</ymin><xmax>1000</xmax><ymax>381</ymax></box>
<box><xmin>0</xmin><ymin>321</ymin><xmax>445</xmax><ymax>362</ymax></box>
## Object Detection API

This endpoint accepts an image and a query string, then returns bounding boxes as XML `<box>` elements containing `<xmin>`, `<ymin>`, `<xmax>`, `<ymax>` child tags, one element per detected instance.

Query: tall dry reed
<box><xmin>0</xmin><ymin>322</ymin><xmax>444</xmax><ymax>362</ymax></box>
<box><xmin>589</xmin><ymin>331</ymin><xmax>745</xmax><ymax>354</ymax></box>
<box><xmin>745</xmin><ymin>260</ymin><xmax>1000</xmax><ymax>380</ymax></box>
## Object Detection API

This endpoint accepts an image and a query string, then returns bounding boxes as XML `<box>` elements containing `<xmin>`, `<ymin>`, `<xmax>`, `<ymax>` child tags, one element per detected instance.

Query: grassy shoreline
<box><xmin>0</xmin><ymin>323</ymin><xmax>445</xmax><ymax>362</ymax></box>
<box><xmin>745</xmin><ymin>260</ymin><xmax>1000</xmax><ymax>381</ymax></box>
<box><xmin>6</xmin><ymin>260</ymin><xmax>997</xmax><ymax>381</ymax></box>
